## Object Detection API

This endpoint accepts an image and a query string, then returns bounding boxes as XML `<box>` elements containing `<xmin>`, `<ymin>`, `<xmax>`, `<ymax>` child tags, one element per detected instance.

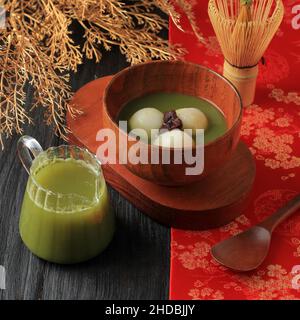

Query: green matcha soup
<box><xmin>19</xmin><ymin>157</ymin><xmax>115</xmax><ymax>264</ymax></box>
<box><xmin>119</xmin><ymin>92</ymin><xmax>227</xmax><ymax>144</ymax></box>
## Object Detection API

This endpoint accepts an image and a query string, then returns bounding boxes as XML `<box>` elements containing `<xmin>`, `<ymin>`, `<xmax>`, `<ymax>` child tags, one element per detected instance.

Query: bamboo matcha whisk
<box><xmin>208</xmin><ymin>0</ymin><xmax>284</xmax><ymax>106</ymax></box>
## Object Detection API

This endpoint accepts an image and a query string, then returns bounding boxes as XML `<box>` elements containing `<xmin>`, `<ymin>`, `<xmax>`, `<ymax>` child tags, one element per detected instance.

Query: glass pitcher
<box><xmin>17</xmin><ymin>136</ymin><xmax>115</xmax><ymax>264</ymax></box>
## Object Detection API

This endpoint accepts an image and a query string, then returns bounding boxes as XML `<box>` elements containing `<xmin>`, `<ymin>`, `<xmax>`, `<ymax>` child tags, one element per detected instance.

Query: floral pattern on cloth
<box><xmin>169</xmin><ymin>0</ymin><xmax>300</xmax><ymax>300</ymax></box>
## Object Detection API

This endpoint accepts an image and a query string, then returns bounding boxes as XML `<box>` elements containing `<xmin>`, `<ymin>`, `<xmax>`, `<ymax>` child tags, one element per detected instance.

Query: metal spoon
<box><xmin>211</xmin><ymin>194</ymin><xmax>300</xmax><ymax>272</ymax></box>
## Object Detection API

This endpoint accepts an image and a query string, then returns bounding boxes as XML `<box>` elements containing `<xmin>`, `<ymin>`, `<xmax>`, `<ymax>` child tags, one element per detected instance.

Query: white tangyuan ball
<box><xmin>129</xmin><ymin>128</ymin><xmax>150</xmax><ymax>143</ymax></box>
<box><xmin>129</xmin><ymin>108</ymin><xmax>164</xmax><ymax>139</ymax></box>
<box><xmin>153</xmin><ymin>129</ymin><xmax>195</xmax><ymax>149</ymax></box>
<box><xmin>176</xmin><ymin>108</ymin><xmax>208</xmax><ymax>135</ymax></box>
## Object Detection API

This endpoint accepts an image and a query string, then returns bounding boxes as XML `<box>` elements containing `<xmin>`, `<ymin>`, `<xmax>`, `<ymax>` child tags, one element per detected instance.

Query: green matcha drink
<box><xmin>19</xmin><ymin>148</ymin><xmax>114</xmax><ymax>264</ymax></box>
<box><xmin>119</xmin><ymin>92</ymin><xmax>227</xmax><ymax>144</ymax></box>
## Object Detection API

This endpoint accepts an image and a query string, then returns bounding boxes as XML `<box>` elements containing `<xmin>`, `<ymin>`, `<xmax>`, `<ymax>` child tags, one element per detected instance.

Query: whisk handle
<box><xmin>223</xmin><ymin>61</ymin><xmax>258</xmax><ymax>107</ymax></box>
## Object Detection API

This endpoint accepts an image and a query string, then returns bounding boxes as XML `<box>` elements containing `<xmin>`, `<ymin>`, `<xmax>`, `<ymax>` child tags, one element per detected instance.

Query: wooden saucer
<box><xmin>67</xmin><ymin>76</ymin><xmax>256</xmax><ymax>230</ymax></box>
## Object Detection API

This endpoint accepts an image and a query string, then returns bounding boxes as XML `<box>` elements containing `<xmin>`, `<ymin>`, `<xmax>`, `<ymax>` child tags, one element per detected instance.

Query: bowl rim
<box><xmin>103</xmin><ymin>60</ymin><xmax>243</xmax><ymax>150</ymax></box>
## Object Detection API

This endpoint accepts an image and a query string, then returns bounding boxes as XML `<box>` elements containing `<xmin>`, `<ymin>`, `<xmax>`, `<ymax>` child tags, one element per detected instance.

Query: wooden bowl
<box><xmin>103</xmin><ymin>60</ymin><xmax>242</xmax><ymax>186</ymax></box>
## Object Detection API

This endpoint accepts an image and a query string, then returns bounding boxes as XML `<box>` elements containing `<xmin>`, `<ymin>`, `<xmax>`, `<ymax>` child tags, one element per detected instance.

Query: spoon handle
<box><xmin>259</xmin><ymin>194</ymin><xmax>300</xmax><ymax>232</ymax></box>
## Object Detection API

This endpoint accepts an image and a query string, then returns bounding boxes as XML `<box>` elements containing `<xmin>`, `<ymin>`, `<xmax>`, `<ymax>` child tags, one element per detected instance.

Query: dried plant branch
<box><xmin>0</xmin><ymin>0</ymin><xmax>202</xmax><ymax>148</ymax></box>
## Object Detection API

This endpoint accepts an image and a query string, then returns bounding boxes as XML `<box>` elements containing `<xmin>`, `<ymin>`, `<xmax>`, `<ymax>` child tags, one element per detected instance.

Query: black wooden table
<box><xmin>0</xmin><ymin>48</ymin><xmax>170</xmax><ymax>300</ymax></box>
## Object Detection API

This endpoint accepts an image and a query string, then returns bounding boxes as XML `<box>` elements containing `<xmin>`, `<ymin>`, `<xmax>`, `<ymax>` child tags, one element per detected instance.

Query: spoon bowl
<box><xmin>211</xmin><ymin>226</ymin><xmax>271</xmax><ymax>272</ymax></box>
<box><xmin>211</xmin><ymin>194</ymin><xmax>300</xmax><ymax>272</ymax></box>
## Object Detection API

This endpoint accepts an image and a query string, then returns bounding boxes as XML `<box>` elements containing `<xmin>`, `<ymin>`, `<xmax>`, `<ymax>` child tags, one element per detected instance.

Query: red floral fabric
<box><xmin>169</xmin><ymin>0</ymin><xmax>300</xmax><ymax>300</ymax></box>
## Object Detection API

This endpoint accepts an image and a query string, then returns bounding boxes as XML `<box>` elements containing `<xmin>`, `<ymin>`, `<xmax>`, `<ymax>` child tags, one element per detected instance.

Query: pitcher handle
<box><xmin>17</xmin><ymin>136</ymin><xmax>43</xmax><ymax>174</ymax></box>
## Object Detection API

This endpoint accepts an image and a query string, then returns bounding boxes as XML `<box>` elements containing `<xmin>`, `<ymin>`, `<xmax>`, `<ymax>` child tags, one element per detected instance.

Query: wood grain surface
<box><xmin>0</xmin><ymin>48</ymin><xmax>170</xmax><ymax>300</ymax></box>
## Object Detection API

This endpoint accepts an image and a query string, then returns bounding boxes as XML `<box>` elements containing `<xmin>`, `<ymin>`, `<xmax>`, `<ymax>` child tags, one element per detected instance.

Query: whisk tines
<box><xmin>208</xmin><ymin>0</ymin><xmax>284</xmax><ymax>106</ymax></box>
